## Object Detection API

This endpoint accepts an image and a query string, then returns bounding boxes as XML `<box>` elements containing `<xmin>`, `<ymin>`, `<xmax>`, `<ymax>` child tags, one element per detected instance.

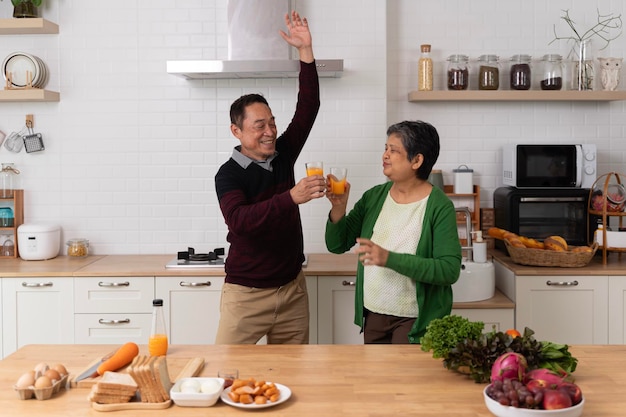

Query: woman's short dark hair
<box><xmin>230</xmin><ymin>93</ymin><xmax>269</xmax><ymax>128</ymax></box>
<box><xmin>386</xmin><ymin>120</ymin><xmax>440</xmax><ymax>180</ymax></box>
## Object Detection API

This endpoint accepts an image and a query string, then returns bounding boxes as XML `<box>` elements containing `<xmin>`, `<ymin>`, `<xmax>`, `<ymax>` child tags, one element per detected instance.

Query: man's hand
<box><xmin>291</xmin><ymin>175</ymin><xmax>326</xmax><ymax>204</ymax></box>
<box><xmin>279</xmin><ymin>11</ymin><xmax>314</xmax><ymax>63</ymax></box>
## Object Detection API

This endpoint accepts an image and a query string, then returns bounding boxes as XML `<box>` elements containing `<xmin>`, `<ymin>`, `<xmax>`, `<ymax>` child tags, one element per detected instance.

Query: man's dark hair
<box><xmin>386</xmin><ymin>120</ymin><xmax>440</xmax><ymax>180</ymax></box>
<box><xmin>230</xmin><ymin>94</ymin><xmax>269</xmax><ymax>128</ymax></box>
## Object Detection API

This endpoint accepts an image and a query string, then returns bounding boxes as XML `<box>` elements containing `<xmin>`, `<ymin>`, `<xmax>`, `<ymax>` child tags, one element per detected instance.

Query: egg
<box><xmin>34</xmin><ymin>362</ymin><xmax>49</xmax><ymax>378</ymax></box>
<box><xmin>200</xmin><ymin>380</ymin><xmax>220</xmax><ymax>394</ymax></box>
<box><xmin>44</xmin><ymin>369</ymin><xmax>61</xmax><ymax>382</ymax></box>
<box><xmin>180</xmin><ymin>379</ymin><xmax>200</xmax><ymax>393</ymax></box>
<box><xmin>15</xmin><ymin>371</ymin><xmax>36</xmax><ymax>389</ymax></box>
<box><xmin>51</xmin><ymin>363</ymin><xmax>68</xmax><ymax>376</ymax></box>
<box><xmin>34</xmin><ymin>375</ymin><xmax>53</xmax><ymax>389</ymax></box>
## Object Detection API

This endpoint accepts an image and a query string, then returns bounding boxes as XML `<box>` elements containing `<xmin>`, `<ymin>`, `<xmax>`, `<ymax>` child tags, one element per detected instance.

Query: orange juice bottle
<box><xmin>149</xmin><ymin>299</ymin><xmax>168</xmax><ymax>356</ymax></box>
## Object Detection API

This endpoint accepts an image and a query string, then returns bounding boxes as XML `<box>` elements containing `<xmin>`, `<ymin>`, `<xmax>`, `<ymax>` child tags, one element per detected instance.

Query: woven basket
<box><xmin>504</xmin><ymin>241</ymin><xmax>598</xmax><ymax>267</ymax></box>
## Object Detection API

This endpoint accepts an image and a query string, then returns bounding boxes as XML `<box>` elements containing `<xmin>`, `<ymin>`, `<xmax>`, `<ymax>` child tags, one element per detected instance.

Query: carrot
<box><xmin>96</xmin><ymin>342</ymin><xmax>140</xmax><ymax>376</ymax></box>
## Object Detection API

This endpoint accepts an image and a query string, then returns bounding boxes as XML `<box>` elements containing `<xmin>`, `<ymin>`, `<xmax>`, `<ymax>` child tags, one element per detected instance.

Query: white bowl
<box><xmin>170</xmin><ymin>377</ymin><xmax>224</xmax><ymax>407</ymax></box>
<box><xmin>483</xmin><ymin>386</ymin><xmax>584</xmax><ymax>417</ymax></box>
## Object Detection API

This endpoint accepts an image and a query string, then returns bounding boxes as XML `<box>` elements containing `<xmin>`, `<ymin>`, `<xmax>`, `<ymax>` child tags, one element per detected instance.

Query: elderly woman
<box><xmin>325</xmin><ymin>120</ymin><xmax>461</xmax><ymax>344</ymax></box>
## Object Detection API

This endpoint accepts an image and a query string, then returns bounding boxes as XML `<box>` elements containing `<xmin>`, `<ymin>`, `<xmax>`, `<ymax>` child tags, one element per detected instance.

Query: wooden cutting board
<box><xmin>70</xmin><ymin>356</ymin><xmax>205</xmax><ymax>389</ymax></box>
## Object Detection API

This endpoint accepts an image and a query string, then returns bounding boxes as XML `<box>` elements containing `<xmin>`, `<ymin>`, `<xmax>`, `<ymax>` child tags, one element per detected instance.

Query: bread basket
<box><xmin>504</xmin><ymin>240</ymin><xmax>598</xmax><ymax>267</ymax></box>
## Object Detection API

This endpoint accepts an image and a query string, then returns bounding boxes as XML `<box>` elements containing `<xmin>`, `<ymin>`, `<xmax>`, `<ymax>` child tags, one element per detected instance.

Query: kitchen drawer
<box><xmin>74</xmin><ymin>277</ymin><xmax>154</xmax><ymax>314</ymax></box>
<box><xmin>74</xmin><ymin>313</ymin><xmax>151</xmax><ymax>345</ymax></box>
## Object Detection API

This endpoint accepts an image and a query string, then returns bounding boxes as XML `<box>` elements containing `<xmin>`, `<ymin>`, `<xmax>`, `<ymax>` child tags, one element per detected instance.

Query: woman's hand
<box><xmin>355</xmin><ymin>238</ymin><xmax>389</xmax><ymax>267</ymax></box>
<box><xmin>326</xmin><ymin>176</ymin><xmax>350</xmax><ymax>223</ymax></box>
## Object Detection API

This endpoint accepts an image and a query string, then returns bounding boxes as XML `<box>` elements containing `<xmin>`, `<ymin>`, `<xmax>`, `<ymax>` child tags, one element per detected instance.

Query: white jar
<box><xmin>453</xmin><ymin>165</ymin><xmax>474</xmax><ymax>194</ymax></box>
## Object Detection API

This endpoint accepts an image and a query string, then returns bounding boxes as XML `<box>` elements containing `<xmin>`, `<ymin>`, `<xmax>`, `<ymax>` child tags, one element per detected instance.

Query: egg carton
<box><xmin>14</xmin><ymin>373</ymin><xmax>69</xmax><ymax>400</ymax></box>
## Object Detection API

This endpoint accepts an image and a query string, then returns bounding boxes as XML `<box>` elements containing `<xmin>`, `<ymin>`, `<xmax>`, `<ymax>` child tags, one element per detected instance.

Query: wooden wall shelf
<box><xmin>0</xmin><ymin>18</ymin><xmax>58</xmax><ymax>34</ymax></box>
<box><xmin>0</xmin><ymin>89</ymin><xmax>59</xmax><ymax>102</ymax></box>
<box><xmin>408</xmin><ymin>90</ymin><xmax>626</xmax><ymax>102</ymax></box>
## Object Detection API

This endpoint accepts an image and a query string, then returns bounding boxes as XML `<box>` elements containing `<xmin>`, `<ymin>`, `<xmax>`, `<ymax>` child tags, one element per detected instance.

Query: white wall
<box><xmin>0</xmin><ymin>0</ymin><xmax>624</xmax><ymax>256</ymax></box>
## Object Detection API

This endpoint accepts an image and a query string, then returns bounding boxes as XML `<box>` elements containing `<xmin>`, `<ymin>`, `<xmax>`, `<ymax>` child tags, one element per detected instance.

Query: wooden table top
<box><xmin>1</xmin><ymin>344</ymin><xmax>624</xmax><ymax>416</ymax></box>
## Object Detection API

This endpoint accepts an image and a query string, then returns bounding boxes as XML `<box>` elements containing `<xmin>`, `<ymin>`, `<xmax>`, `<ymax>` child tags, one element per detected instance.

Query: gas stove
<box><xmin>165</xmin><ymin>247</ymin><xmax>226</xmax><ymax>269</ymax></box>
<box><xmin>165</xmin><ymin>248</ymin><xmax>308</xmax><ymax>269</ymax></box>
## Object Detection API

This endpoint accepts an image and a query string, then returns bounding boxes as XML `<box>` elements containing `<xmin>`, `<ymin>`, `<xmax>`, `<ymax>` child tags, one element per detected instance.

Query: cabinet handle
<box><xmin>98</xmin><ymin>281</ymin><xmax>130</xmax><ymax>287</ymax></box>
<box><xmin>342</xmin><ymin>280</ymin><xmax>356</xmax><ymax>286</ymax></box>
<box><xmin>546</xmin><ymin>280</ymin><xmax>579</xmax><ymax>287</ymax></box>
<box><xmin>21</xmin><ymin>281</ymin><xmax>53</xmax><ymax>287</ymax></box>
<box><xmin>179</xmin><ymin>281</ymin><xmax>212</xmax><ymax>287</ymax></box>
<box><xmin>98</xmin><ymin>318</ymin><xmax>131</xmax><ymax>324</ymax></box>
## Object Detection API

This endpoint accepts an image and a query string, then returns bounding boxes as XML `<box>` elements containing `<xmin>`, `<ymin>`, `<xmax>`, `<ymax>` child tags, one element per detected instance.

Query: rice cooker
<box><xmin>17</xmin><ymin>224</ymin><xmax>61</xmax><ymax>260</ymax></box>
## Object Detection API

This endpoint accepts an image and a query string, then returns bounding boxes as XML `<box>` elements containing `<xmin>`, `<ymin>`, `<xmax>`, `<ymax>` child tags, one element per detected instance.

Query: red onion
<box><xmin>490</xmin><ymin>352</ymin><xmax>528</xmax><ymax>382</ymax></box>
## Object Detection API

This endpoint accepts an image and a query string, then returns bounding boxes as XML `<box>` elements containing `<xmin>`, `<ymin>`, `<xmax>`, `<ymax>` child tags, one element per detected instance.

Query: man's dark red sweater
<box><xmin>214</xmin><ymin>61</ymin><xmax>320</xmax><ymax>288</ymax></box>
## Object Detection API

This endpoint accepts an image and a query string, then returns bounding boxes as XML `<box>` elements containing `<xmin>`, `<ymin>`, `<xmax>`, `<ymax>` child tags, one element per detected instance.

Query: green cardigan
<box><xmin>325</xmin><ymin>182</ymin><xmax>462</xmax><ymax>343</ymax></box>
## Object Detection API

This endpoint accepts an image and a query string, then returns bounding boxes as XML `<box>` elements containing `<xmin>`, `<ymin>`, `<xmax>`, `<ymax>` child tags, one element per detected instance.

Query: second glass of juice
<box><xmin>330</xmin><ymin>167</ymin><xmax>347</xmax><ymax>194</ymax></box>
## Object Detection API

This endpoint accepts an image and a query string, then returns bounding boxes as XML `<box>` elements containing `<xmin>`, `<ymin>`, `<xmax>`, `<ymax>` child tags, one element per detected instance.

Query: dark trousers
<box><xmin>363</xmin><ymin>309</ymin><xmax>416</xmax><ymax>344</ymax></box>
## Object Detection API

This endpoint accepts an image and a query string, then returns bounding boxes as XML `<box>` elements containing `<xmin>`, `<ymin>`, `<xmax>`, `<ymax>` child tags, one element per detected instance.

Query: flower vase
<box><xmin>13</xmin><ymin>1</ymin><xmax>39</xmax><ymax>18</ymax></box>
<box><xmin>571</xmin><ymin>39</ymin><xmax>594</xmax><ymax>90</ymax></box>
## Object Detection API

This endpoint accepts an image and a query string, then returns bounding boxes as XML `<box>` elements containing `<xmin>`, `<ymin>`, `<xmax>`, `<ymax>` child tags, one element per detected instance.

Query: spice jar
<box><xmin>478</xmin><ymin>55</ymin><xmax>500</xmax><ymax>90</ymax></box>
<box><xmin>66</xmin><ymin>238</ymin><xmax>89</xmax><ymax>257</ymax></box>
<box><xmin>540</xmin><ymin>54</ymin><xmax>563</xmax><ymax>90</ymax></box>
<box><xmin>510</xmin><ymin>54</ymin><xmax>532</xmax><ymax>90</ymax></box>
<box><xmin>446</xmin><ymin>54</ymin><xmax>469</xmax><ymax>90</ymax></box>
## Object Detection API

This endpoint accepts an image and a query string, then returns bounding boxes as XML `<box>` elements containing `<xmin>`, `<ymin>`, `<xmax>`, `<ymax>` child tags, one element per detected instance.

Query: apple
<box><xmin>558</xmin><ymin>382</ymin><xmax>583</xmax><ymax>405</ymax></box>
<box><xmin>525</xmin><ymin>379</ymin><xmax>549</xmax><ymax>395</ymax></box>
<box><xmin>543</xmin><ymin>389</ymin><xmax>572</xmax><ymax>410</ymax></box>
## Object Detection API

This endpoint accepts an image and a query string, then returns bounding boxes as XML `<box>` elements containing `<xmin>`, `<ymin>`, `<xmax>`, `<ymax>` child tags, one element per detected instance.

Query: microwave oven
<box><xmin>493</xmin><ymin>186</ymin><xmax>599</xmax><ymax>250</ymax></box>
<box><xmin>502</xmin><ymin>144</ymin><xmax>597</xmax><ymax>188</ymax></box>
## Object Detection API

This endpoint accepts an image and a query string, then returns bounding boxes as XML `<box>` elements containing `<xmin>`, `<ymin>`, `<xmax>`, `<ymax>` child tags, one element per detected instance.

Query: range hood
<box><xmin>167</xmin><ymin>0</ymin><xmax>343</xmax><ymax>79</ymax></box>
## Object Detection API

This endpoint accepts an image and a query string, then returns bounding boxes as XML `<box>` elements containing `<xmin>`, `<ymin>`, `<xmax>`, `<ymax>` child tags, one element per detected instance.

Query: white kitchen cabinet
<box><xmin>74</xmin><ymin>277</ymin><xmax>154</xmax><ymax>344</ymax></box>
<box><xmin>317</xmin><ymin>276</ymin><xmax>363</xmax><ymax>344</ymax></box>
<box><xmin>156</xmin><ymin>276</ymin><xmax>318</xmax><ymax>345</ymax></box>
<box><xmin>608</xmin><ymin>275</ymin><xmax>626</xmax><ymax>344</ymax></box>
<box><xmin>451</xmin><ymin>308</ymin><xmax>514</xmax><ymax>333</ymax></box>
<box><xmin>2</xmin><ymin>277</ymin><xmax>74</xmax><ymax>358</ymax></box>
<box><xmin>514</xmin><ymin>275</ymin><xmax>608</xmax><ymax>345</ymax></box>
<box><xmin>156</xmin><ymin>276</ymin><xmax>224</xmax><ymax>345</ymax></box>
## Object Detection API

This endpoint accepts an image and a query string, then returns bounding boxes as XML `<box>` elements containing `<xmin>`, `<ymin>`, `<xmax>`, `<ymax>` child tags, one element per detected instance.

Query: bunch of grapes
<box><xmin>485</xmin><ymin>378</ymin><xmax>542</xmax><ymax>409</ymax></box>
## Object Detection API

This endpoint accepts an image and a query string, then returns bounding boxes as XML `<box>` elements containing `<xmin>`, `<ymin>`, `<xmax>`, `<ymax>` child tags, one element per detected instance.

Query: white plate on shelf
<box><xmin>220</xmin><ymin>383</ymin><xmax>291</xmax><ymax>409</ymax></box>
<box><xmin>2</xmin><ymin>52</ymin><xmax>40</xmax><ymax>87</ymax></box>
<box><xmin>33</xmin><ymin>55</ymin><xmax>48</xmax><ymax>88</ymax></box>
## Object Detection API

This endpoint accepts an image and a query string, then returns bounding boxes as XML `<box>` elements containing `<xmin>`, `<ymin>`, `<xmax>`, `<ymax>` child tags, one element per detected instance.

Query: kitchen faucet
<box><xmin>455</xmin><ymin>206</ymin><xmax>473</xmax><ymax>254</ymax></box>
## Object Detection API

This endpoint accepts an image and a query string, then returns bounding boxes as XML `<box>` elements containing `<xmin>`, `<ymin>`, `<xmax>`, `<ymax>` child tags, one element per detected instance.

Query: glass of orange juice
<box><xmin>305</xmin><ymin>161</ymin><xmax>324</xmax><ymax>177</ymax></box>
<box><xmin>330</xmin><ymin>167</ymin><xmax>347</xmax><ymax>195</ymax></box>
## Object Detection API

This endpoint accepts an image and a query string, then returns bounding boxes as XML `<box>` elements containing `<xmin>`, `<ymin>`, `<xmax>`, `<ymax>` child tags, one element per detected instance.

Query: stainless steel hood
<box><xmin>166</xmin><ymin>59</ymin><xmax>343</xmax><ymax>79</ymax></box>
<box><xmin>166</xmin><ymin>0</ymin><xmax>343</xmax><ymax>79</ymax></box>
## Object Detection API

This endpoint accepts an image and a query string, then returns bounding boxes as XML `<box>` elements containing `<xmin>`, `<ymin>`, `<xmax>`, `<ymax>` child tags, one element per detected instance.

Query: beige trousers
<box><xmin>215</xmin><ymin>270</ymin><xmax>309</xmax><ymax>344</ymax></box>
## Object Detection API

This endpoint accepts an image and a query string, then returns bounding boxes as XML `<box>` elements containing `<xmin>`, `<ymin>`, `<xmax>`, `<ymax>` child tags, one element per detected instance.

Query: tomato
<box><xmin>506</xmin><ymin>329</ymin><xmax>522</xmax><ymax>338</ymax></box>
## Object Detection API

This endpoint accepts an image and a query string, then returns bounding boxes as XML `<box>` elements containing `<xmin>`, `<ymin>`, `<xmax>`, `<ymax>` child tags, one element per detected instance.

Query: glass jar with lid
<box><xmin>477</xmin><ymin>54</ymin><xmax>500</xmax><ymax>90</ymax></box>
<box><xmin>66</xmin><ymin>238</ymin><xmax>89</xmax><ymax>257</ymax></box>
<box><xmin>446</xmin><ymin>54</ymin><xmax>469</xmax><ymax>90</ymax></box>
<box><xmin>540</xmin><ymin>54</ymin><xmax>563</xmax><ymax>90</ymax></box>
<box><xmin>510</xmin><ymin>54</ymin><xmax>532</xmax><ymax>90</ymax></box>
<box><xmin>1</xmin><ymin>163</ymin><xmax>20</xmax><ymax>199</ymax></box>
<box><xmin>2</xmin><ymin>235</ymin><xmax>15</xmax><ymax>257</ymax></box>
